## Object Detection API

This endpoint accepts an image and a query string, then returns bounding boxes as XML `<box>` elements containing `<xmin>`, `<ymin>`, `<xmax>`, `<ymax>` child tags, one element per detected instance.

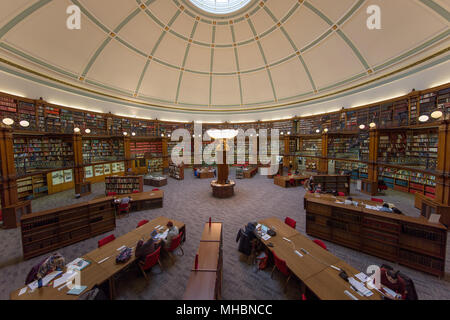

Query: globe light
<box><xmin>359</xmin><ymin>124</ymin><xmax>366</xmax><ymax>130</ymax></box>
<box><xmin>2</xmin><ymin>118</ymin><xmax>14</xmax><ymax>126</ymax></box>
<box><xmin>85</xmin><ymin>129</ymin><xmax>91</xmax><ymax>134</ymax></box>
<box><xmin>418</xmin><ymin>115</ymin><xmax>429</xmax><ymax>122</ymax></box>
<box><xmin>316</xmin><ymin>129</ymin><xmax>320</xmax><ymax>133</ymax></box>
<box><xmin>324</xmin><ymin>128</ymin><xmax>328</xmax><ymax>133</ymax></box>
<box><xmin>369</xmin><ymin>122</ymin><xmax>376</xmax><ymax>128</ymax></box>
<box><xmin>132</xmin><ymin>132</ymin><xmax>136</xmax><ymax>136</ymax></box>
<box><xmin>74</xmin><ymin>127</ymin><xmax>81</xmax><ymax>133</ymax></box>
<box><xmin>431</xmin><ymin>110</ymin><xmax>443</xmax><ymax>119</ymax></box>
<box><xmin>123</xmin><ymin>132</ymin><xmax>128</xmax><ymax>136</ymax></box>
<box><xmin>19</xmin><ymin>120</ymin><xmax>30</xmax><ymax>127</ymax></box>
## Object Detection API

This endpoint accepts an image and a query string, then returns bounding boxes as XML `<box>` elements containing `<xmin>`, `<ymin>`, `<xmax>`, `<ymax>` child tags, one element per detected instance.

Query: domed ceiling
<box><xmin>0</xmin><ymin>0</ymin><xmax>448</xmax><ymax>114</ymax></box>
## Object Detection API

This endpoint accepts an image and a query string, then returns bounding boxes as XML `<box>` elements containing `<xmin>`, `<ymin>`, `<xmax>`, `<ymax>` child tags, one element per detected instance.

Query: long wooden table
<box><xmin>258</xmin><ymin>217</ymin><xmax>383</xmax><ymax>300</ymax></box>
<box><xmin>11</xmin><ymin>216</ymin><xmax>185</xmax><ymax>300</ymax></box>
<box><xmin>183</xmin><ymin>222</ymin><xmax>222</xmax><ymax>300</ymax></box>
<box><xmin>243</xmin><ymin>167</ymin><xmax>258</xmax><ymax>178</ymax></box>
<box><xmin>274</xmin><ymin>174</ymin><xmax>310</xmax><ymax>188</ymax></box>
<box><xmin>198</xmin><ymin>169</ymin><xmax>215</xmax><ymax>179</ymax></box>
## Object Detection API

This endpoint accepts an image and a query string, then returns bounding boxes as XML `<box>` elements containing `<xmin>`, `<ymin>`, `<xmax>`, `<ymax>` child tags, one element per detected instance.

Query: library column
<box><xmin>436</xmin><ymin>120</ymin><xmax>450</xmax><ymax>205</ymax></box>
<box><xmin>318</xmin><ymin>132</ymin><xmax>328</xmax><ymax>174</ymax></box>
<box><xmin>0</xmin><ymin>125</ymin><xmax>18</xmax><ymax>206</ymax></box>
<box><xmin>72</xmin><ymin>132</ymin><xmax>84</xmax><ymax>194</ymax></box>
<box><xmin>123</xmin><ymin>136</ymin><xmax>132</xmax><ymax>173</ymax></box>
<box><xmin>362</xmin><ymin>128</ymin><xmax>379</xmax><ymax>195</ymax></box>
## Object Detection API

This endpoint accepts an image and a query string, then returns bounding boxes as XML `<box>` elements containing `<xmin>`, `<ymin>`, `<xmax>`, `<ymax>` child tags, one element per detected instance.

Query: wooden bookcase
<box><xmin>104</xmin><ymin>175</ymin><xmax>143</xmax><ymax>195</ymax></box>
<box><xmin>305</xmin><ymin>196</ymin><xmax>447</xmax><ymax>277</ymax></box>
<box><xmin>169</xmin><ymin>163</ymin><xmax>184</xmax><ymax>180</ymax></box>
<box><xmin>20</xmin><ymin>198</ymin><xmax>115</xmax><ymax>260</ymax></box>
<box><xmin>312</xmin><ymin>175</ymin><xmax>351</xmax><ymax>195</ymax></box>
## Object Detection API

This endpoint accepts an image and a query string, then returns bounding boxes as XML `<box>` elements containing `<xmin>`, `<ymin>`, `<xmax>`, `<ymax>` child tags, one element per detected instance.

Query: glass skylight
<box><xmin>189</xmin><ymin>0</ymin><xmax>252</xmax><ymax>15</ymax></box>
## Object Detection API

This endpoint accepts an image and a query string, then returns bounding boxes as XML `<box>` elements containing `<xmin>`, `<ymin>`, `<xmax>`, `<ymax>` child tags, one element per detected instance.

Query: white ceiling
<box><xmin>0</xmin><ymin>0</ymin><xmax>449</xmax><ymax>119</ymax></box>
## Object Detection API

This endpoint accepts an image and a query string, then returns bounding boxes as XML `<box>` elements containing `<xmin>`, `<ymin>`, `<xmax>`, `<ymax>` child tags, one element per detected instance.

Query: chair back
<box><xmin>137</xmin><ymin>220</ymin><xmax>149</xmax><ymax>228</ymax></box>
<box><xmin>371</xmin><ymin>197</ymin><xmax>384</xmax><ymax>203</ymax></box>
<box><xmin>284</xmin><ymin>217</ymin><xmax>297</xmax><ymax>229</ymax></box>
<box><xmin>273</xmin><ymin>251</ymin><xmax>290</xmax><ymax>276</ymax></box>
<box><xmin>337</xmin><ymin>192</ymin><xmax>345</xmax><ymax>196</ymax></box>
<box><xmin>98</xmin><ymin>234</ymin><xmax>115</xmax><ymax>248</ymax></box>
<box><xmin>167</xmin><ymin>231</ymin><xmax>183</xmax><ymax>252</ymax></box>
<box><xmin>152</xmin><ymin>188</ymin><xmax>160</xmax><ymax>192</ymax></box>
<box><xmin>119</xmin><ymin>202</ymin><xmax>129</xmax><ymax>209</ymax></box>
<box><xmin>132</xmin><ymin>190</ymin><xmax>140</xmax><ymax>194</ymax></box>
<box><xmin>107</xmin><ymin>192</ymin><xmax>117</xmax><ymax>196</ymax></box>
<box><xmin>141</xmin><ymin>246</ymin><xmax>162</xmax><ymax>271</ymax></box>
<box><xmin>313</xmin><ymin>239</ymin><xmax>327</xmax><ymax>250</ymax></box>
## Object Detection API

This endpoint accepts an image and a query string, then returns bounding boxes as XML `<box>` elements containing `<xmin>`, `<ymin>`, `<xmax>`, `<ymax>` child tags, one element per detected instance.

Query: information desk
<box><xmin>243</xmin><ymin>166</ymin><xmax>258</xmax><ymax>179</ymax></box>
<box><xmin>274</xmin><ymin>174</ymin><xmax>310</xmax><ymax>188</ymax></box>
<box><xmin>143</xmin><ymin>175</ymin><xmax>167</xmax><ymax>187</ymax></box>
<box><xmin>258</xmin><ymin>218</ymin><xmax>383</xmax><ymax>300</ymax></box>
<box><xmin>113</xmin><ymin>190</ymin><xmax>164</xmax><ymax>211</ymax></box>
<box><xmin>11</xmin><ymin>216</ymin><xmax>185</xmax><ymax>300</ymax></box>
<box><xmin>304</xmin><ymin>193</ymin><xmax>447</xmax><ymax>277</ymax></box>
<box><xmin>183</xmin><ymin>222</ymin><xmax>223</xmax><ymax>300</ymax></box>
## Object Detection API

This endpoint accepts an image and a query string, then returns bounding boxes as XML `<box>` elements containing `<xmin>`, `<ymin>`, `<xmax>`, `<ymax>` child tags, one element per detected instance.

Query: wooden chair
<box><xmin>152</xmin><ymin>188</ymin><xmax>160</xmax><ymax>191</ymax></box>
<box><xmin>98</xmin><ymin>234</ymin><xmax>115</xmax><ymax>248</ymax></box>
<box><xmin>132</xmin><ymin>190</ymin><xmax>140</xmax><ymax>194</ymax></box>
<box><xmin>313</xmin><ymin>239</ymin><xmax>328</xmax><ymax>251</ymax></box>
<box><xmin>284</xmin><ymin>217</ymin><xmax>297</xmax><ymax>229</ymax></box>
<box><xmin>337</xmin><ymin>192</ymin><xmax>345</xmax><ymax>196</ymax></box>
<box><xmin>271</xmin><ymin>251</ymin><xmax>292</xmax><ymax>292</ymax></box>
<box><xmin>118</xmin><ymin>202</ymin><xmax>131</xmax><ymax>217</ymax></box>
<box><xmin>138</xmin><ymin>246</ymin><xmax>163</xmax><ymax>281</ymax></box>
<box><xmin>165</xmin><ymin>231</ymin><xmax>184</xmax><ymax>263</ymax></box>
<box><xmin>137</xmin><ymin>219</ymin><xmax>149</xmax><ymax>228</ymax></box>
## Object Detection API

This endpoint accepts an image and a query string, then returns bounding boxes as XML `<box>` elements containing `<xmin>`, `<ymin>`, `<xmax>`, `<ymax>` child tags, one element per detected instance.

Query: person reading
<box><xmin>380</xmin><ymin>268</ymin><xmax>407</xmax><ymax>299</ymax></box>
<box><xmin>163</xmin><ymin>221</ymin><xmax>179</xmax><ymax>248</ymax></box>
<box><xmin>135</xmin><ymin>237</ymin><xmax>159</xmax><ymax>262</ymax></box>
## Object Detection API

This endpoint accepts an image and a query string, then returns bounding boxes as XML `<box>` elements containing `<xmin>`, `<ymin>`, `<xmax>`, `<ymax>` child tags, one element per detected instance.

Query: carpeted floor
<box><xmin>1</xmin><ymin>168</ymin><xmax>449</xmax><ymax>300</ymax></box>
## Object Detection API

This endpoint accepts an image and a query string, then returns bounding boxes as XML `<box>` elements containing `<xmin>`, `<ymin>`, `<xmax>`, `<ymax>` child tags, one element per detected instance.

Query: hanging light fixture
<box><xmin>431</xmin><ymin>110</ymin><xmax>443</xmax><ymax>119</ymax></box>
<box><xmin>418</xmin><ymin>115</ymin><xmax>429</xmax><ymax>122</ymax></box>
<box><xmin>74</xmin><ymin>127</ymin><xmax>81</xmax><ymax>133</ymax></box>
<box><xmin>369</xmin><ymin>122</ymin><xmax>376</xmax><ymax>128</ymax></box>
<box><xmin>2</xmin><ymin>118</ymin><xmax>14</xmax><ymax>126</ymax></box>
<box><xmin>85</xmin><ymin>128</ymin><xmax>91</xmax><ymax>134</ymax></box>
<box><xmin>19</xmin><ymin>120</ymin><xmax>30</xmax><ymax>127</ymax></box>
<box><xmin>359</xmin><ymin>124</ymin><xmax>366</xmax><ymax>130</ymax></box>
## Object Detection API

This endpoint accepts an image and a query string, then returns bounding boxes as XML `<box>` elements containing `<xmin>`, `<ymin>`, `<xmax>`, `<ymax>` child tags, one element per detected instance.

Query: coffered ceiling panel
<box><xmin>0</xmin><ymin>0</ymin><xmax>447</xmax><ymax>113</ymax></box>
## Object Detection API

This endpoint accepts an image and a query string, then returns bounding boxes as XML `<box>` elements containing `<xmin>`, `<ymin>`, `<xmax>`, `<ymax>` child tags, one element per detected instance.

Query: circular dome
<box><xmin>189</xmin><ymin>0</ymin><xmax>252</xmax><ymax>15</ymax></box>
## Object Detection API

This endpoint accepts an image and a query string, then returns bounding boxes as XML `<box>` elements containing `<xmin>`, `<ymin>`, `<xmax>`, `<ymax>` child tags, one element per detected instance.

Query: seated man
<box><xmin>314</xmin><ymin>183</ymin><xmax>322</xmax><ymax>193</ymax></box>
<box><xmin>380</xmin><ymin>268</ymin><xmax>407</xmax><ymax>299</ymax></box>
<box><xmin>135</xmin><ymin>237</ymin><xmax>159</xmax><ymax>262</ymax></box>
<box><xmin>121</xmin><ymin>196</ymin><xmax>131</xmax><ymax>205</ymax></box>
<box><xmin>379</xmin><ymin>203</ymin><xmax>393</xmax><ymax>213</ymax></box>
<box><xmin>163</xmin><ymin>221</ymin><xmax>179</xmax><ymax>248</ymax></box>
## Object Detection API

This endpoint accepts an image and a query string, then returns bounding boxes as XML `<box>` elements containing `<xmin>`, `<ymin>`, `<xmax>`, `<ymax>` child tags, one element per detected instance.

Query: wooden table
<box><xmin>243</xmin><ymin>167</ymin><xmax>258</xmax><ymax>178</ymax></box>
<box><xmin>198</xmin><ymin>170</ymin><xmax>215</xmax><ymax>179</ymax></box>
<box><xmin>112</xmin><ymin>190</ymin><xmax>164</xmax><ymax>212</ymax></box>
<box><xmin>183</xmin><ymin>222</ymin><xmax>222</xmax><ymax>300</ymax></box>
<box><xmin>11</xmin><ymin>216</ymin><xmax>185</xmax><ymax>300</ymax></box>
<box><xmin>144</xmin><ymin>176</ymin><xmax>167</xmax><ymax>187</ymax></box>
<box><xmin>274</xmin><ymin>175</ymin><xmax>310</xmax><ymax>188</ymax></box>
<box><xmin>257</xmin><ymin>217</ymin><xmax>383</xmax><ymax>300</ymax></box>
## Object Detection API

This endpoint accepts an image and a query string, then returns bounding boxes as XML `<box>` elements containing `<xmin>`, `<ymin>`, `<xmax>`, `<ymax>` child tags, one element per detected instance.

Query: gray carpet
<box><xmin>1</xmin><ymin>169</ymin><xmax>449</xmax><ymax>300</ymax></box>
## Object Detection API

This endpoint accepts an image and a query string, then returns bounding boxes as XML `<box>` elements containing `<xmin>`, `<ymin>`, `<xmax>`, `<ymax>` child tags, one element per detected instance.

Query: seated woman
<box><xmin>380</xmin><ymin>268</ymin><xmax>407</xmax><ymax>299</ymax></box>
<box><xmin>163</xmin><ymin>221</ymin><xmax>179</xmax><ymax>248</ymax></box>
<box><xmin>135</xmin><ymin>237</ymin><xmax>159</xmax><ymax>262</ymax></box>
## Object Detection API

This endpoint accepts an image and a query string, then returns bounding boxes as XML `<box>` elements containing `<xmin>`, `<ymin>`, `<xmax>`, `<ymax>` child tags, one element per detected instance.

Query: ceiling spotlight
<box><xmin>418</xmin><ymin>115</ymin><xmax>429</xmax><ymax>122</ymax></box>
<box><xmin>2</xmin><ymin>118</ymin><xmax>14</xmax><ymax>126</ymax></box>
<box><xmin>19</xmin><ymin>120</ymin><xmax>30</xmax><ymax>128</ymax></box>
<box><xmin>74</xmin><ymin>127</ymin><xmax>81</xmax><ymax>133</ymax></box>
<box><xmin>123</xmin><ymin>132</ymin><xmax>128</xmax><ymax>136</ymax></box>
<box><xmin>369</xmin><ymin>122</ymin><xmax>376</xmax><ymax>128</ymax></box>
<box><xmin>359</xmin><ymin>124</ymin><xmax>366</xmax><ymax>130</ymax></box>
<box><xmin>431</xmin><ymin>110</ymin><xmax>443</xmax><ymax>119</ymax></box>
<box><xmin>85</xmin><ymin>129</ymin><xmax>91</xmax><ymax>134</ymax></box>
<box><xmin>132</xmin><ymin>132</ymin><xmax>136</xmax><ymax>136</ymax></box>
<box><xmin>324</xmin><ymin>128</ymin><xmax>328</xmax><ymax>133</ymax></box>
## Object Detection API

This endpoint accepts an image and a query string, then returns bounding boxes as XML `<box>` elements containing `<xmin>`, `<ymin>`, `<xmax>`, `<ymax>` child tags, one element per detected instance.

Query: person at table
<box><xmin>379</xmin><ymin>203</ymin><xmax>393</xmax><ymax>213</ymax></box>
<box><xmin>314</xmin><ymin>183</ymin><xmax>322</xmax><ymax>193</ymax></box>
<box><xmin>163</xmin><ymin>221</ymin><xmax>179</xmax><ymax>248</ymax></box>
<box><xmin>135</xmin><ymin>237</ymin><xmax>160</xmax><ymax>262</ymax></box>
<box><xmin>380</xmin><ymin>268</ymin><xmax>407</xmax><ymax>299</ymax></box>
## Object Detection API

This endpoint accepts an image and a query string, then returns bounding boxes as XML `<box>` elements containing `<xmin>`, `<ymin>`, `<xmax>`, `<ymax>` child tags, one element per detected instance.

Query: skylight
<box><xmin>189</xmin><ymin>0</ymin><xmax>252</xmax><ymax>15</ymax></box>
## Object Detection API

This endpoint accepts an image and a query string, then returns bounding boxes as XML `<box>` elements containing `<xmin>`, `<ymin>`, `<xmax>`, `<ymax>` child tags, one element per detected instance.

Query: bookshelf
<box><xmin>13</xmin><ymin>135</ymin><xmax>74</xmax><ymax>177</ymax></box>
<box><xmin>20</xmin><ymin>198</ymin><xmax>115</xmax><ymax>260</ymax></box>
<box><xmin>378</xmin><ymin>167</ymin><xmax>436</xmax><ymax>198</ymax></box>
<box><xmin>299</xmin><ymin>137</ymin><xmax>322</xmax><ymax>157</ymax></box>
<box><xmin>105</xmin><ymin>175</ymin><xmax>143</xmax><ymax>195</ymax></box>
<box><xmin>305</xmin><ymin>195</ymin><xmax>447</xmax><ymax>277</ymax></box>
<box><xmin>312</xmin><ymin>175</ymin><xmax>351</xmax><ymax>195</ymax></box>
<box><xmin>169</xmin><ymin>163</ymin><xmax>184</xmax><ymax>180</ymax></box>
<box><xmin>82</xmin><ymin>138</ymin><xmax>124</xmax><ymax>164</ymax></box>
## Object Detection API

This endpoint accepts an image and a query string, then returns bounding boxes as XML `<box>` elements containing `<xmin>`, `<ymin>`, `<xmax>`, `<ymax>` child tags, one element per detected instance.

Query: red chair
<box><xmin>313</xmin><ymin>239</ymin><xmax>328</xmax><ymax>251</ymax></box>
<box><xmin>271</xmin><ymin>250</ymin><xmax>292</xmax><ymax>292</ymax></box>
<box><xmin>301</xmin><ymin>293</ymin><xmax>307</xmax><ymax>300</ymax></box>
<box><xmin>98</xmin><ymin>234</ymin><xmax>115</xmax><ymax>248</ymax></box>
<box><xmin>152</xmin><ymin>188</ymin><xmax>160</xmax><ymax>192</ymax></box>
<box><xmin>337</xmin><ymin>192</ymin><xmax>345</xmax><ymax>196</ymax></box>
<box><xmin>118</xmin><ymin>202</ymin><xmax>131</xmax><ymax>217</ymax></box>
<box><xmin>289</xmin><ymin>178</ymin><xmax>296</xmax><ymax>187</ymax></box>
<box><xmin>165</xmin><ymin>231</ymin><xmax>184</xmax><ymax>263</ymax></box>
<box><xmin>137</xmin><ymin>219</ymin><xmax>149</xmax><ymax>228</ymax></box>
<box><xmin>371</xmin><ymin>198</ymin><xmax>383</xmax><ymax>203</ymax></box>
<box><xmin>107</xmin><ymin>192</ymin><xmax>117</xmax><ymax>196</ymax></box>
<box><xmin>138</xmin><ymin>246</ymin><xmax>163</xmax><ymax>281</ymax></box>
<box><xmin>132</xmin><ymin>190</ymin><xmax>140</xmax><ymax>194</ymax></box>
<box><xmin>284</xmin><ymin>217</ymin><xmax>296</xmax><ymax>229</ymax></box>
